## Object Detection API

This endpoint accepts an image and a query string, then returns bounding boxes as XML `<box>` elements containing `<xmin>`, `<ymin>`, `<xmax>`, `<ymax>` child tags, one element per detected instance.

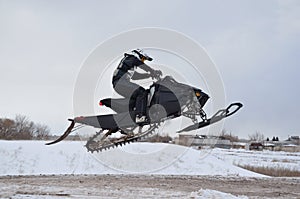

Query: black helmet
<box><xmin>132</xmin><ymin>49</ymin><xmax>153</xmax><ymax>61</ymax></box>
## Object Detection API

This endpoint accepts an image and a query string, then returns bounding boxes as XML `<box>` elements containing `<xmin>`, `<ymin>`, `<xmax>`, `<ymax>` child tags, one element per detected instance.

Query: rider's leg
<box><xmin>113</xmin><ymin>78</ymin><xmax>140</xmax><ymax>111</ymax></box>
<box><xmin>113</xmin><ymin>78</ymin><xmax>139</xmax><ymax>98</ymax></box>
<box><xmin>135</xmin><ymin>89</ymin><xmax>148</xmax><ymax>118</ymax></box>
<box><xmin>113</xmin><ymin>79</ymin><xmax>148</xmax><ymax>123</ymax></box>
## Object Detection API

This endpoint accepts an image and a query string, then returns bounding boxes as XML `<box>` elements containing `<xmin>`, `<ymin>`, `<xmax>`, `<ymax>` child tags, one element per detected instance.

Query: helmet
<box><xmin>132</xmin><ymin>49</ymin><xmax>153</xmax><ymax>61</ymax></box>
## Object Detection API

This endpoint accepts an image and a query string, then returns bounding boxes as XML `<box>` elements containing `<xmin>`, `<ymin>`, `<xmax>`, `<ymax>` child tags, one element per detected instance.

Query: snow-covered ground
<box><xmin>0</xmin><ymin>140</ymin><xmax>264</xmax><ymax>177</ymax></box>
<box><xmin>9</xmin><ymin>189</ymin><xmax>249</xmax><ymax>199</ymax></box>
<box><xmin>190</xmin><ymin>189</ymin><xmax>248</xmax><ymax>199</ymax></box>
<box><xmin>209</xmin><ymin>148</ymin><xmax>300</xmax><ymax>171</ymax></box>
<box><xmin>2</xmin><ymin>141</ymin><xmax>300</xmax><ymax>198</ymax></box>
<box><xmin>2</xmin><ymin>174</ymin><xmax>298</xmax><ymax>198</ymax></box>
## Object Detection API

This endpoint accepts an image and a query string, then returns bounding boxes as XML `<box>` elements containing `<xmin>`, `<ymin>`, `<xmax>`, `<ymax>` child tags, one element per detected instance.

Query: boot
<box><xmin>135</xmin><ymin>114</ymin><xmax>148</xmax><ymax>124</ymax></box>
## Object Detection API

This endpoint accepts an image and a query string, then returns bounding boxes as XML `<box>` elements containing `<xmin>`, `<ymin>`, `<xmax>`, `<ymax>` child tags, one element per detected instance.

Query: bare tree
<box><xmin>14</xmin><ymin>115</ymin><xmax>35</xmax><ymax>139</ymax></box>
<box><xmin>0</xmin><ymin>115</ymin><xmax>51</xmax><ymax>140</ymax></box>
<box><xmin>0</xmin><ymin>118</ymin><xmax>16</xmax><ymax>139</ymax></box>
<box><xmin>34</xmin><ymin>123</ymin><xmax>50</xmax><ymax>140</ymax></box>
<box><xmin>248</xmin><ymin>131</ymin><xmax>265</xmax><ymax>141</ymax></box>
<box><xmin>220</xmin><ymin>129</ymin><xmax>239</xmax><ymax>142</ymax></box>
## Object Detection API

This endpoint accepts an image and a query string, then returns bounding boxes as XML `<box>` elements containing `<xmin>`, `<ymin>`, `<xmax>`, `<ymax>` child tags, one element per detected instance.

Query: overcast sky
<box><xmin>0</xmin><ymin>0</ymin><xmax>299</xmax><ymax>139</ymax></box>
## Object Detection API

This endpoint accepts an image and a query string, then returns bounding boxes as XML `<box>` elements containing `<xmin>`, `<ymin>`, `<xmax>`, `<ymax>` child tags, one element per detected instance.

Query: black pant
<box><xmin>113</xmin><ymin>78</ymin><xmax>147</xmax><ymax>116</ymax></box>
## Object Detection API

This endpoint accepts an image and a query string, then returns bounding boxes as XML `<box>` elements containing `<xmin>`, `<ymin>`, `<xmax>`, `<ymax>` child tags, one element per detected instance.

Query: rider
<box><xmin>112</xmin><ymin>49</ymin><xmax>162</xmax><ymax>124</ymax></box>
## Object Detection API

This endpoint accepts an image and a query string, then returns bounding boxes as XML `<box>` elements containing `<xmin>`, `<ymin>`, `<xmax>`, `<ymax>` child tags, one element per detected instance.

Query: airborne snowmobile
<box><xmin>46</xmin><ymin>72</ymin><xmax>242</xmax><ymax>153</ymax></box>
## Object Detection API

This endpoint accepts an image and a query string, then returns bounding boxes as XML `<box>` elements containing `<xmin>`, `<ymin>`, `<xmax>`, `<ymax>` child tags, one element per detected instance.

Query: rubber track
<box><xmin>85</xmin><ymin>123</ymin><xmax>160</xmax><ymax>153</ymax></box>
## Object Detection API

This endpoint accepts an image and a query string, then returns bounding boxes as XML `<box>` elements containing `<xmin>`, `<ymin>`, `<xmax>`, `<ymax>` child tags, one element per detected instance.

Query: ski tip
<box><xmin>226</xmin><ymin>102</ymin><xmax>243</xmax><ymax>117</ymax></box>
<box><xmin>45</xmin><ymin>141</ymin><xmax>56</xmax><ymax>145</ymax></box>
<box><xmin>45</xmin><ymin>120</ymin><xmax>75</xmax><ymax>146</ymax></box>
<box><xmin>234</xmin><ymin>102</ymin><xmax>243</xmax><ymax>107</ymax></box>
<box><xmin>45</xmin><ymin>138</ymin><xmax>61</xmax><ymax>145</ymax></box>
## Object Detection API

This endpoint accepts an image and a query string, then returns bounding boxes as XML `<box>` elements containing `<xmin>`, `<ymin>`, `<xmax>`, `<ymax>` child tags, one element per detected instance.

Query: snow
<box><xmin>210</xmin><ymin>148</ymin><xmax>300</xmax><ymax>171</ymax></box>
<box><xmin>190</xmin><ymin>189</ymin><xmax>248</xmax><ymax>199</ymax></box>
<box><xmin>0</xmin><ymin>140</ymin><xmax>264</xmax><ymax>177</ymax></box>
<box><xmin>9</xmin><ymin>189</ymin><xmax>248</xmax><ymax>199</ymax></box>
<box><xmin>11</xmin><ymin>195</ymin><xmax>68</xmax><ymax>199</ymax></box>
<box><xmin>5</xmin><ymin>185</ymin><xmax>250</xmax><ymax>199</ymax></box>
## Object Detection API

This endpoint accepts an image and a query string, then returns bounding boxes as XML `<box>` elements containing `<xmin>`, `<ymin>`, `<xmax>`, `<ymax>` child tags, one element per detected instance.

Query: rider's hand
<box><xmin>151</xmin><ymin>70</ymin><xmax>162</xmax><ymax>79</ymax></box>
<box><xmin>155</xmin><ymin>70</ymin><xmax>162</xmax><ymax>77</ymax></box>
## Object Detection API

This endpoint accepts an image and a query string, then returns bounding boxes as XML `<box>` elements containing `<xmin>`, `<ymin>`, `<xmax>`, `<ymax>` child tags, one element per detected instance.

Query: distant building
<box><xmin>177</xmin><ymin>134</ymin><xmax>232</xmax><ymax>149</ymax></box>
<box><xmin>232</xmin><ymin>142</ymin><xmax>246</xmax><ymax>149</ymax></box>
<box><xmin>263</xmin><ymin>135</ymin><xmax>300</xmax><ymax>152</ymax></box>
<box><xmin>287</xmin><ymin>136</ymin><xmax>300</xmax><ymax>145</ymax></box>
<box><xmin>175</xmin><ymin>134</ymin><xmax>300</xmax><ymax>152</ymax></box>
<box><xmin>263</xmin><ymin>142</ymin><xmax>275</xmax><ymax>151</ymax></box>
<box><xmin>247</xmin><ymin>142</ymin><xmax>263</xmax><ymax>151</ymax></box>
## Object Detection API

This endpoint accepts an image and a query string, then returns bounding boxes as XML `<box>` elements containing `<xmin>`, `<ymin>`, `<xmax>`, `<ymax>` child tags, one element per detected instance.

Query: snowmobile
<box><xmin>46</xmin><ymin>73</ymin><xmax>242</xmax><ymax>153</ymax></box>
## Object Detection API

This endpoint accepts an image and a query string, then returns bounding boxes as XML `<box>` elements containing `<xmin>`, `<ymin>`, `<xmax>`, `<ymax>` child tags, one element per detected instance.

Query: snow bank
<box><xmin>190</xmin><ymin>189</ymin><xmax>248</xmax><ymax>199</ymax></box>
<box><xmin>0</xmin><ymin>140</ymin><xmax>263</xmax><ymax>177</ymax></box>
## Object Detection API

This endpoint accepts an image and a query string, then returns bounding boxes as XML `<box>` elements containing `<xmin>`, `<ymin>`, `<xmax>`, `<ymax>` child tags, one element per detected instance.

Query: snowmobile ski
<box><xmin>46</xmin><ymin>119</ymin><xmax>75</xmax><ymax>145</ymax></box>
<box><xmin>177</xmin><ymin>102</ymin><xmax>243</xmax><ymax>133</ymax></box>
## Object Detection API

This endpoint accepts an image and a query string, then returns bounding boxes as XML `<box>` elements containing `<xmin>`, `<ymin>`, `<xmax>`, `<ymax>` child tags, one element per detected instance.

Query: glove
<box><xmin>151</xmin><ymin>70</ymin><xmax>162</xmax><ymax>79</ymax></box>
<box><xmin>155</xmin><ymin>70</ymin><xmax>162</xmax><ymax>77</ymax></box>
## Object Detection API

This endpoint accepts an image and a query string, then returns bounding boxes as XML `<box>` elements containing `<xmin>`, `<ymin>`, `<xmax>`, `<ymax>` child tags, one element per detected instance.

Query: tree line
<box><xmin>0</xmin><ymin>115</ymin><xmax>50</xmax><ymax>140</ymax></box>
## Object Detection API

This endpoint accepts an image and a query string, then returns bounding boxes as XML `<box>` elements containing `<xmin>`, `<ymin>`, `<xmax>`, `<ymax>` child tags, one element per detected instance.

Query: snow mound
<box><xmin>0</xmin><ymin>141</ymin><xmax>263</xmax><ymax>177</ymax></box>
<box><xmin>190</xmin><ymin>189</ymin><xmax>248</xmax><ymax>199</ymax></box>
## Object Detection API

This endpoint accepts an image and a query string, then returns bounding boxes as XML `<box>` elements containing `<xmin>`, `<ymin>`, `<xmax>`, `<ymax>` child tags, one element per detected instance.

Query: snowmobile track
<box><xmin>85</xmin><ymin>123</ymin><xmax>160</xmax><ymax>153</ymax></box>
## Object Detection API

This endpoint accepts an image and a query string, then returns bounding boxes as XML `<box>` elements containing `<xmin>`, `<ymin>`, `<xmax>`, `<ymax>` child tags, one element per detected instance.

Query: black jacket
<box><xmin>113</xmin><ymin>53</ymin><xmax>153</xmax><ymax>82</ymax></box>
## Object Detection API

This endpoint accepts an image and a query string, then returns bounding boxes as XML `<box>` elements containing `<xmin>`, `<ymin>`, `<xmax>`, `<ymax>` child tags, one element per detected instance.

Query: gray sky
<box><xmin>0</xmin><ymin>0</ymin><xmax>299</xmax><ymax>139</ymax></box>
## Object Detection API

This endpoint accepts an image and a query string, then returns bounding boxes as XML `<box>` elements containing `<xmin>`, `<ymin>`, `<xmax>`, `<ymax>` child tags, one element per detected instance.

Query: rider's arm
<box><xmin>133</xmin><ymin>57</ymin><xmax>155</xmax><ymax>73</ymax></box>
<box><xmin>139</xmin><ymin>63</ymin><xmax>154</xmax><ymax>73</ymax></box>
<box><xmin>132</xmin><ymin>56</ymin><xmax>162</xmax><ymax>79</ymax></box>
<box><xmin>131</xmin><ymin>72</ymin><xmax>151</xmax><ymax>80</ymax></box>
